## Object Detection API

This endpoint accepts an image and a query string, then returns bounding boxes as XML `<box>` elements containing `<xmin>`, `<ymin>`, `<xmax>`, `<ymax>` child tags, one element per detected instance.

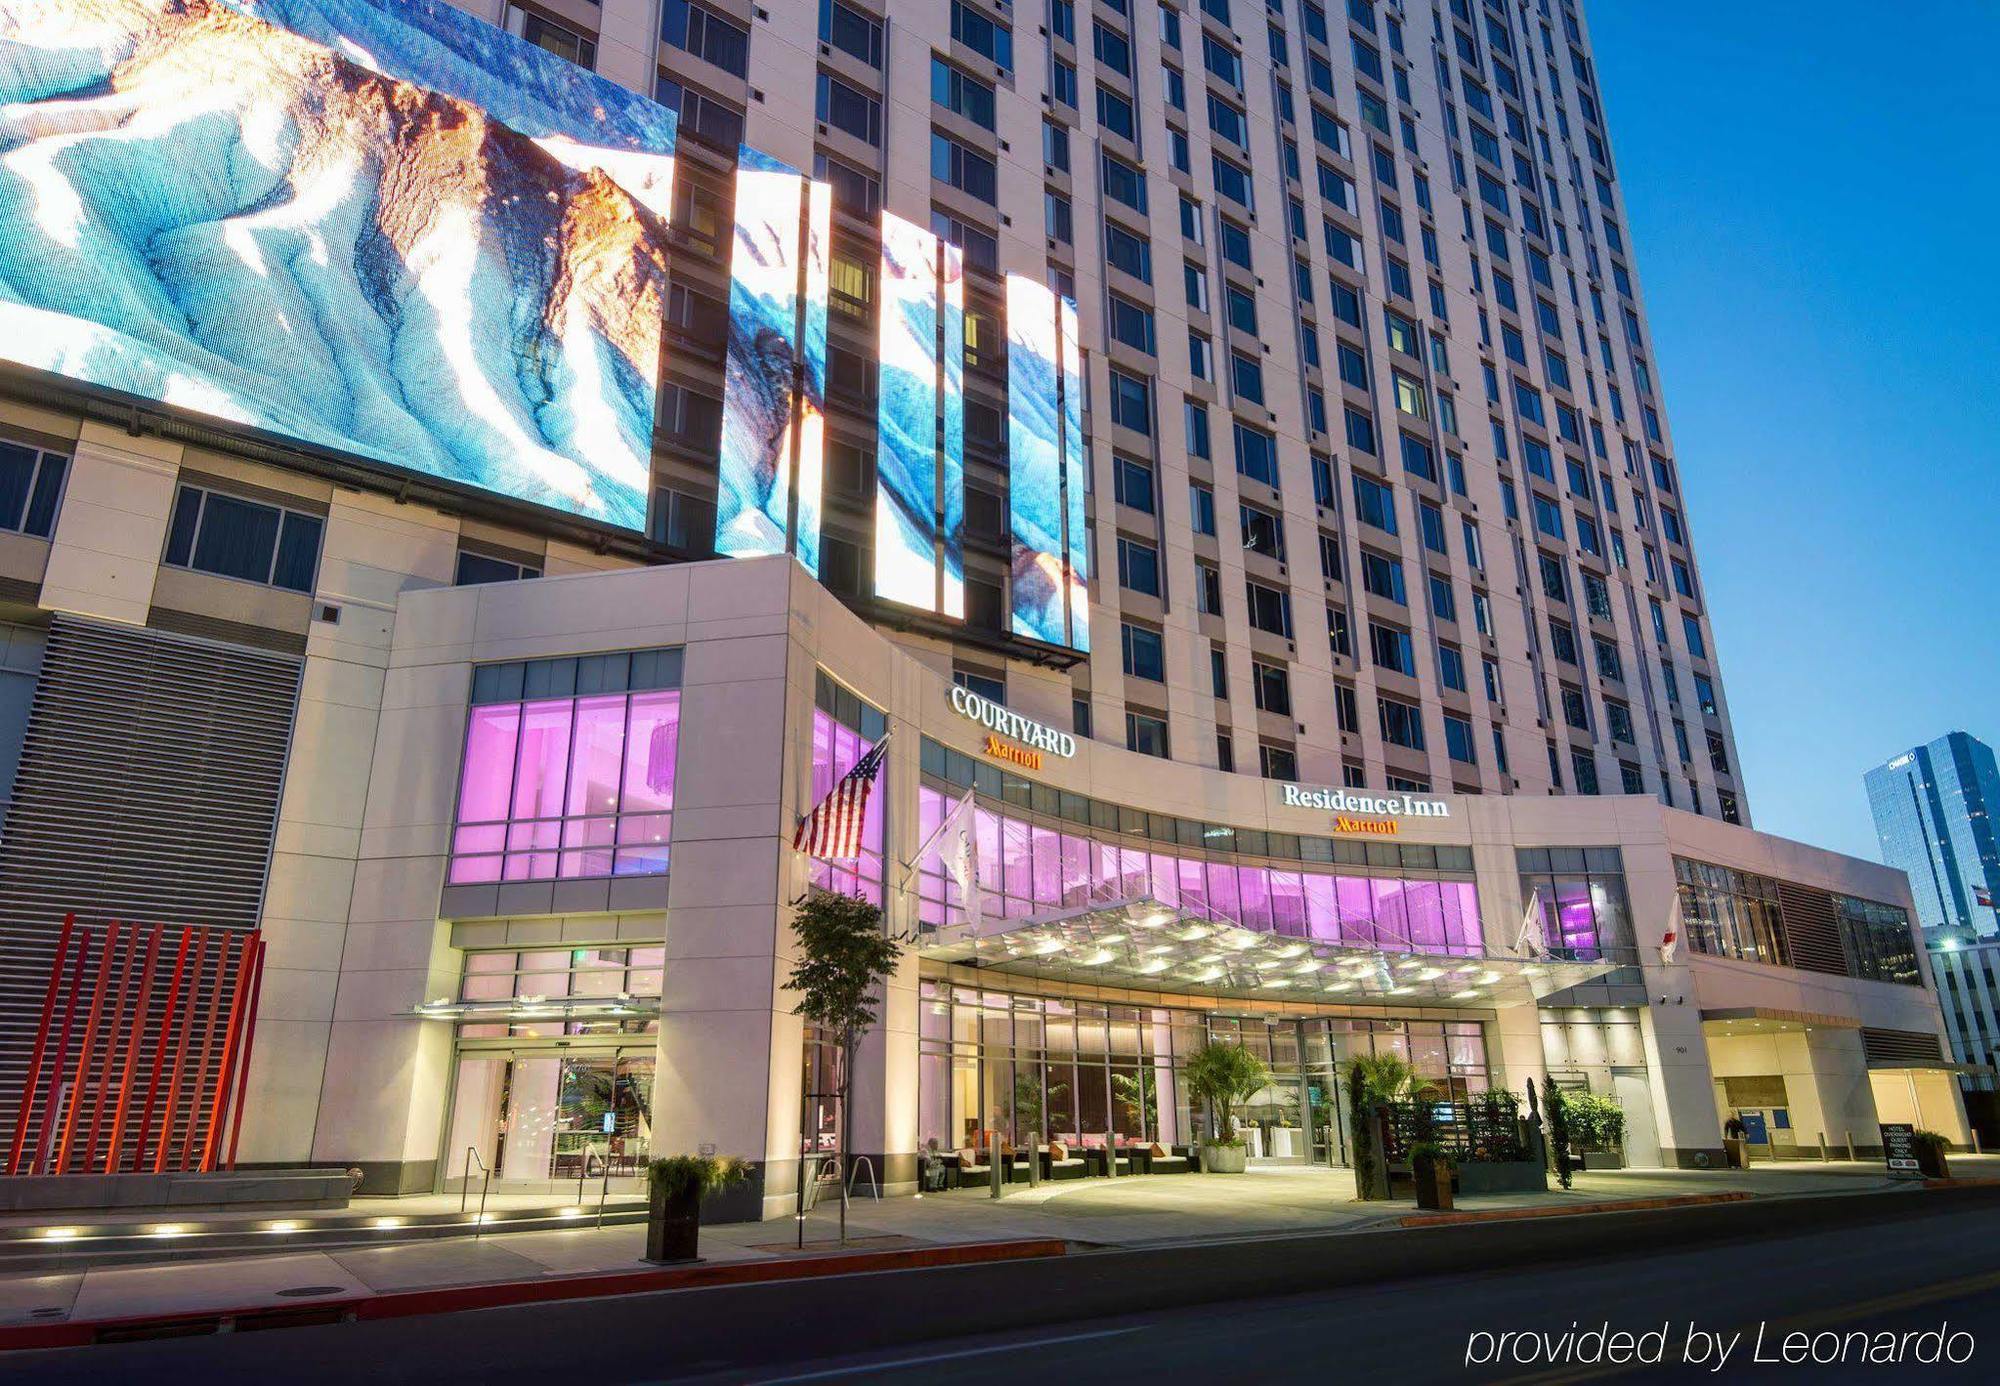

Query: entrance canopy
<box><xmin>917</xmin><ymin>896</ymin><xmax>1614</xmax><ymax>1007</ymax></box>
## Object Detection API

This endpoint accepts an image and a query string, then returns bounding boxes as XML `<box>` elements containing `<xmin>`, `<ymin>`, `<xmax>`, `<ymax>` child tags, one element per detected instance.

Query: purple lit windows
<box><xmin>808</xmin><ymin>708</ymin><xmax>886</xmax><ymax>904</ymax></box>
<box><xmin>449</xmin><ymin>682</ymin><xmax>680</xmax><ymax>885</ymax></box>
<box><xmin>914</xmin><ymin>786</ymin><xmax>1484</xmax><ymax>953</ymax></box>
<box><xmin>1516</xmin><ymin>848</ymin><xmax>1632</xmax><ymax>961</ymax></box>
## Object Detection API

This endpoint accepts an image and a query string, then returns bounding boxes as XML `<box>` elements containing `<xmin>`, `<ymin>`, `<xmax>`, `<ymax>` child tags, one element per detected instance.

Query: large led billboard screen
<box><xmin>873</xmin><ymin>212</ymin><xmax>965</xmax><ymax>617</ymax></box>
<box><xmin>714</xmin><ymin>146</ymin><xmax>831</xmax><ymax>577</ymax></box>
<box><xmin>0</xmin><ymin>0</ymin><xmax>677</xmax><ymax>531</ymax></box>
<box><xmin>1006</xmin><ymin>275</ymin><xmax>1089</xmax><ymax>652</ymax></box>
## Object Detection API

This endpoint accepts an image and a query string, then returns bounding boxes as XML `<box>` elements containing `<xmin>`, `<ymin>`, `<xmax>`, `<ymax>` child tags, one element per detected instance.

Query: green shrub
<box><xmin>649</xmin><ymin>1154</ymin><xmax>750</xmax><ymax>1202</ymax></box>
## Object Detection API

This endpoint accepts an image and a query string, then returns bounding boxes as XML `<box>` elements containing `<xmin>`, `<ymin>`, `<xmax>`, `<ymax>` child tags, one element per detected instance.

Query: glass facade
<box><xmin>445</xmin><ymin>947</ymin><xmax>664</xmax><ymax>1186</ymax></box>
<box><xmin>914</xmin><ymin>784</ymin><xmax>1481</xmax><ymax>952</ymax></box>
<box><xmin>1674</xmin><ymin>858</ymin><xmax>1788</xmax><ymax>967</ymax></box>
<box><xmin>916</xmin><ymin>982</ymin><xmax>1487</xmax><ymax>1161</ymax></box>
<box><xmin>1865</xmin><ymin>733</ymin><xmax>2000</xmax><ymax>937</ymax></box>
<box><xmin>808</xmin><ymin>673</ymin><xmax>888</xmax><ymax>903</ymax></box>
<box><xmin>1832</xmin><ymin>894</ymin><xmax>1922</xmax><ymax>987</ymax></box>
<box><xmin>448</xmin><ymin>651</ymin><xmax>683</xmax><ymax>884</ymax></box>
<box><xmin>1516</xmin><ymin>848</ymin><xmax>1633</xmax><ymax>962</ymax></box>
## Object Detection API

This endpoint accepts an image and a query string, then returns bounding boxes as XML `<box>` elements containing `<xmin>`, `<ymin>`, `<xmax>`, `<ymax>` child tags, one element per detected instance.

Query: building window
<box><xmin>952</xmin><ymin>667</ymin><xmax>1006</xmax><ymax>703</ymax></box>
<box><xmin>663</xmin><ymin>0</ymin><xmax>749</xmax><ymax>77</ymax></box>
<box><xmin>1117</xmin><ymin>536</ymin><xmax>1161</xmax><ymax>596</ymax></box>
<box><xmin>1121</xmin><ymin>623</ymin><xmax>1165</xmax><ymax>681</ymax></box>
<box><xmin>808</xmin><ymin>676</ymin><xmax>889</xmax><ymax>902</ymax></box>
<box><xmin>1833</xmin><ymin>894</ymin><xmax>1922</xmax><ymax>987</ymax></box>
<box><xmin>456</xmin><ymin>550</ymin><xmax>541</xmax><ymax>586</ymax></box>
<box><xmin>1517</xmin><ymin>847</ymin><xmax>1630</xmax><ymax>961</ymax></box>
<box><xmin>1378</xmin><ymin>696</ymin><xmax>1424</xmax><ymax>750</ymax></box>
<box><xmin>1126</xmin><ymin>709</ymin><xmax>1170</xmax><ymax>758</ymax></box>
<box><xmin>516</xmin><ymin>10</ymin><xmax>596</xmax><ymax>69</ymax></box>
<box><xmin>1259</xmin><ymin>742</ymin><xmax>1298</xmax><ymax>780</ymax></box>
<box><xmin>819</xmin><ymin>74</ymin><xmax>882</xmax><ymax>145</ymax></box>
<box><xmin>1251</xmin><ymin>660</ymin><xmax>1291</xmax><ymax>715</ymax></box>
<box><xmin>0</xmin><ymin>436</ymin><xmax>68</xmax><ymax>538</ymax></box>
<box><xmin>163</xmin><ymin>484</ymin><xmax>323</xmax><ymax>593</ymax></box>
<box><xmin>1674</xmin><ymin>858</ymin><xmax>1788</xmax><ymax>967</ymax></box>
<box><xmin>822</xmin><ymin>0</ymin><xmax>885</xmax><ymax>66</ymax></box>
<box><xmin>449</xmin><ymin>650</ymin><xmax>684</xmax><ymax>885</ymax></box>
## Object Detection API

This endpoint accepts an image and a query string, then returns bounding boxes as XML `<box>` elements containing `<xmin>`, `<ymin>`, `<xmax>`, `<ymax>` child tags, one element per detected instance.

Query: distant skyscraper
<box><xmin>1867</xmin><ymin>732</ymin><xmax>2000</xmax><ymax>937</ymax></box>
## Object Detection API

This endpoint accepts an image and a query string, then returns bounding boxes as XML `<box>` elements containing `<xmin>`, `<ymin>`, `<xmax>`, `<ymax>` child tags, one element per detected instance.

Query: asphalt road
<box><xmin>15</xmin><ymin>1192</ymin><xmax>2000</xmax><ymax>1382</ymax></box>
<box><xmin>715</xmin><ymin>1203</ymin><xmax>2000</xmax><ymax>1384</ymax></box>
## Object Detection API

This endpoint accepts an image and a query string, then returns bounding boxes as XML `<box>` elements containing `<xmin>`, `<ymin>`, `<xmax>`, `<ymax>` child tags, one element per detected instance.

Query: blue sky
<box><xmin>1585</xmin><ymin>3</ymin><xmax>2000</xmax><ymax>861</ymax></box>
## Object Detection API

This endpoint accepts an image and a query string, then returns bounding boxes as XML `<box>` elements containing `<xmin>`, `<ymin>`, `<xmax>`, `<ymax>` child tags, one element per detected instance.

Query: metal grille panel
<box><xmin>0</xmin><ymin>616</ymin><xmax>300</xmax><ymax>1157</ymax></box>
<box><xmin>1861</xmin><ymin>1028</ymin><xmax>1945</xmax><ymax>1066</ymax></box>
<box><xmin>1774</xmin><ymin>881</ymin><xmax>1848</xmax><ymax>977</ymax></box>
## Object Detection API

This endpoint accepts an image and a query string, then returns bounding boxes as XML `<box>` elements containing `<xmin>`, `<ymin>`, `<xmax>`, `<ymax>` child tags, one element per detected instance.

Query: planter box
<box><xmin>1581</xmin><ymin>1150</ymin><xmax>1625</xmax><ymax>1171</ymax></box>
<box><xmin>1413</xmin><ymin>1159</ymin><xmax>1453</xmax><ymax>1211</ymax></box>
<box><xmin>1917</xmin><ymin>1146</ymin><xmax>1950</xmax><ymax>1180</ymax></box>
<box><xmin>645</xmin><ymin>1186</ymin><xmax>701</xmax><ymax>1264</ymax></box>
<box><xmin>1455</xmin><ymin>1160</ymin><xmax>1548</xmax><ymax>1195</ymax></box>
<box><xmin>1192</xmin><ymin>1144</ymin><xmax>1240</xmax><ymax>1176</ymax></box>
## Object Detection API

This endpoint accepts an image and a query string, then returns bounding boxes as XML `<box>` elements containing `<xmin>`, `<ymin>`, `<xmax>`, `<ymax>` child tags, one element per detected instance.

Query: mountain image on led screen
<box><xmin>0</xmin><ymin>0</ymin><xmax>678</xmax><ymax>531</ymax></box>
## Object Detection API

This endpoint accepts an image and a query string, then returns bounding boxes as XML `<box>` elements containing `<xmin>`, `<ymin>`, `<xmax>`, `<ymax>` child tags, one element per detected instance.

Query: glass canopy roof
<box><xmin>917</xmin><ymin>895</ymin><xmax>1616</xmax><ymax>1007</ymax></box>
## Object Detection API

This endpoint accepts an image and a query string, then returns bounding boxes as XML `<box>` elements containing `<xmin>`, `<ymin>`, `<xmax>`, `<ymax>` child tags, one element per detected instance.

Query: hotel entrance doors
<box><xmin>442</xmin><ymin>1044</ymin><xmax>655</xmax><ymax>1195</ymax></box>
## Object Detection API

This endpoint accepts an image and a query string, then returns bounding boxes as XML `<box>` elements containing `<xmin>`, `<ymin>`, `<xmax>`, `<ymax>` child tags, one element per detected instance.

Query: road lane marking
<box><xmin>749</xmin><ymin>1326</ymin><xmax>1140</xmax><ymax>1382</ymax></box>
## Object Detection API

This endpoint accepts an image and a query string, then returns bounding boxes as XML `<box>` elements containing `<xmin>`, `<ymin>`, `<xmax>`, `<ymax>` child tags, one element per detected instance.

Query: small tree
<box><xmin>1184</xmin><ymin>1042</ymin><xmax>1270</xmax><ymax>1145</ymax></box>
<box><xmin>786</xmin><ymin>887</ymin><xmax>901</xmax><ymax>1243</ymax></box>
<box><xmin>1344</xmin><ymin>1053</ymin><xmax>1414</xmax><ymax>1201</ymax></box>
<box><xmin>1545</xmin><ymin>1082</ymin><xmax>1575</xmax><ymax>1189</ymax></box>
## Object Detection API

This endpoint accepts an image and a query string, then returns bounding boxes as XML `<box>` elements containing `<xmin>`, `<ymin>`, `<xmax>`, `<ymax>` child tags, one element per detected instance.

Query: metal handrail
<box><xmin>460</xmin><ymin>1145</ymin><xmax>492</xmax><ymax>1238</ymax></box>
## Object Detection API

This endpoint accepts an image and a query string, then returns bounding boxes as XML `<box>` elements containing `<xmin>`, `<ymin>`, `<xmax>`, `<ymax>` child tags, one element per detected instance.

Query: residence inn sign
<box><xmin>1278</xmin><ymin>784</ymin><xmax>1452</xmax><ymax>835</ymax></box>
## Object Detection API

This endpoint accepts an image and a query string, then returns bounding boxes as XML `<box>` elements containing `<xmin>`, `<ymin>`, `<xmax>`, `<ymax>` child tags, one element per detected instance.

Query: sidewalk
<box><xmin>2</xmin><ymin>1157</ymin><xmax>1982</xmax><ymax>1335</ymax></box>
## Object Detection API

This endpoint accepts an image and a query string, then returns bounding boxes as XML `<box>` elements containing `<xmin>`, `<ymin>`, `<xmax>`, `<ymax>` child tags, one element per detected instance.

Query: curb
<box><xmin>1924</xmin><ymin>1175</ymin><xmax>2000</xmax><ymax>1189</ymax></box>
<box><xmin>1396</xmin><ymin>1190</ymin><xmax>1753</xmax><ymax>1227</ymax></box>
<box><xmin>0</xmin><ymin>1236</ymin><xmax>1067</xmax><ymax>1351</ymax></box>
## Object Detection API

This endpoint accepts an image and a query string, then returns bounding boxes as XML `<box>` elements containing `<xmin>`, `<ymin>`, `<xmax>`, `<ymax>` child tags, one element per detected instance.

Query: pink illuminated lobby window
<box><xmin>914</xmin><ymin>786</ymin><xmax>1484</xmax><ymax>955</ymax></box>
<box><xmin>806</xmin><ymin>672</ymin><xmax>889</xmax><ymax>905</ymax></box>
<box><xmin>449</xmin><ymin>652</ymin><xmax>682</xmax><ymax>885</ymax></box>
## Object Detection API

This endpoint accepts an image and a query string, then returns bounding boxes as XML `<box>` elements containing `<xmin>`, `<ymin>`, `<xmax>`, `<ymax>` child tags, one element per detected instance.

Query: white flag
<box><xmin>940</xmin><ymin>791</ymin><xmax>981</xmax><ymax>929</ymax></box>
<box><xmin>1513</xmin><ymin>886</ymin><xmax>1546</xmax><ymax>959</ymax></box>
<box><xmin>1659</xmin><ymin>891</ymin><xmax>1685</xmax><ymax>965</ymax></box>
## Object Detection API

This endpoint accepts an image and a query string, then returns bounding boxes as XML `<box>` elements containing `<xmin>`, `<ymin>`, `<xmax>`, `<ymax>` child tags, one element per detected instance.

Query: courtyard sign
<box><xmin>949</xmin><ymin>687</ymin><xmax>1077</xmax><ymax>760</ymax></box>
<box><xmin>1277</xmin><ymin>784</ymin><xmax>1452</xmax><ymax>820</ymax></box>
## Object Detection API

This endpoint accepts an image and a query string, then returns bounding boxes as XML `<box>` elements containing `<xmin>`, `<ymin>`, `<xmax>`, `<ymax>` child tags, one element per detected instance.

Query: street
<box><xmin>11</xmin><ymin>1192</ymin><xmax>1999</xmax><ymax>1383</ymax></box>
<box><xmin>726</xmin><ymin>1203</ymin><xmax>2000</xmax><ymax>1383</ymax></box>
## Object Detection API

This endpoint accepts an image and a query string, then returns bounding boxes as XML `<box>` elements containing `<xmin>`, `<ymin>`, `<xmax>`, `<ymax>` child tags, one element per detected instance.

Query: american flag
<box><xmin>794</xmin><ymin>733</ymin><xmax>890</xmax><ymax>861</ymax></box>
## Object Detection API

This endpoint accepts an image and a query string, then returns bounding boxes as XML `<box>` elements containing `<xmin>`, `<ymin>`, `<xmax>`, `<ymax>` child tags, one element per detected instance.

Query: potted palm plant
<box><xmin>1184</xmin><ymin>1041</ymin><xmax>1270</xmax><ymax>1173</ymax></box>
<box><xmin>646</xmin><ymin>1154</ymin><xmax>749</xmax><ymax>1263</ymax></box>
<box><xmin>1408</xmin><ymin>1139</ymin><xmax>1456</xmax><ymax>1211</ymax></box>
<box><xmin>1911</xmin><ymin>1129</ymin><xmax>1952</xmax><ymax>1180</ymax></box>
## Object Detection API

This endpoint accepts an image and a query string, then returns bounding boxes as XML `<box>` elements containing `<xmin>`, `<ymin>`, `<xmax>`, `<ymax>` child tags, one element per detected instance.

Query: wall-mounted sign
<box><xmin>983</xmin><ymin>735</ymin><xmax>1042</xmax><ymax>772</ymax></box>
<box><xmin>1333</xmin><ymin>815</ymin><xmax>1398</xmax><ymax>837</ymax></box>
<box><xmin>949</xmin><ymin>687</ymin><xmax>1077</xmax><ymax>759</ymax></box>
<box><xmin>1277</xmin><ymin>785</ymin><xmax>1451</xmax><ymax>819</ymax></box>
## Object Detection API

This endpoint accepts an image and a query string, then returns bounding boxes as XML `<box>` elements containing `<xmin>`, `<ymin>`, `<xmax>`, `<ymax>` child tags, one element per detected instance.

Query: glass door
<box><xmin>444</xmin><ymin>1045</ymin><xmax>654</xmax><ymax>1191</ymax></box>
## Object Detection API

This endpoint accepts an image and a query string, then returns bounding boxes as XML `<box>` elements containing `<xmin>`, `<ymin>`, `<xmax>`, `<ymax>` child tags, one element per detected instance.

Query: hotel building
<box><xmin>0</xmin><ymin>0</ymin><xmax>1964</xmax><ymax>1208</ymax></box>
